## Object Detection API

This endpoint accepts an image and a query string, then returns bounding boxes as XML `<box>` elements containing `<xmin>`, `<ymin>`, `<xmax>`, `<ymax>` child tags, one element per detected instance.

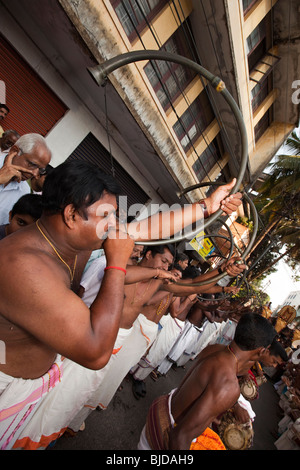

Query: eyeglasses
<box><xmin>18</xmin><ymin>146</ymin><xmax>47</xmax><ymax>176</ymax></box>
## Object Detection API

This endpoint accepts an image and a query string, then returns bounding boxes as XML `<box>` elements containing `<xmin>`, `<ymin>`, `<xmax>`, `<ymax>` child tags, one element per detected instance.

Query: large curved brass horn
<box><xmin>88</xmin><ymin>50</ymin><xmax>249</xmax><ymax>245</ymax></box>
<box><xmin>173</xmin><ymin>183</ymin><xmax>258</xmax><ymax>286</ymax></box>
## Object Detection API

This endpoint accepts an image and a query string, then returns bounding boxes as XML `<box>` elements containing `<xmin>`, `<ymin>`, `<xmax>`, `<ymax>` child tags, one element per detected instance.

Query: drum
<box><xmin>218</xmin><ymin>410</ymin><xmax>254</xmax><ymax>450</ymax></box>
<box><xmin>239</xmin><ymin>376</ymin><xmax>259</xmax><ymax>401</ymax></box>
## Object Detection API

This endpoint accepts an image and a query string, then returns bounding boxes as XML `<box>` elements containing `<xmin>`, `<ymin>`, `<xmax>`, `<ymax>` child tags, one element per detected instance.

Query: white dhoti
<box><xmin>156</xmin><ymin>320</ymin><xmax>193</xmax><ymax>374</ymax></box>
<box><xmin>176</xmin><ymin>324</ymin><xmax>204</xmax><ymax>367</ymax></box>
<box><xmin>11</xmin><ymin>358</ymin><xmax>100</xmax><ymax>449</ymax></box>
<box><xmin>0</xmin><ymin>356</ymin><xmax>63</xmax><ymax>450</ymax></box>
<box><xmin>213</xmin><ymin>319</ymin><xmax>237</xmax><ymax>345</ymax></box>
<box><xmin>237</xmin><ymin>393</ymin><xmax>256</xmax><ymax>422</ymax></box>
<box><xmin>94</xmin><ymin>314</ymin><xmax>159</xmax><ymax>410</ymax></box>
<box><xmin>189</xmin><ymin>321</ymin><xmax>223</xmax><ymax>360</ymax></box>
<box><xmin>68</xmin><ymin>326</ymin><xmax>132</xmax><ymax>432</ymax></box>
<box><xmin>131</xmin><ymin>314</ymin><xmax>185</xmax><ymax>381</ymax></box>
<box><xmin>4</xmin><ymin>327</ymin><xmax>132</xmax><ymax>449</ymax></box>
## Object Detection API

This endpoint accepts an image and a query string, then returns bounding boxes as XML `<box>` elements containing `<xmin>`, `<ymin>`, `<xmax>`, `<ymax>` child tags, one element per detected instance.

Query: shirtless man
<box><xmin>130</xmin><ymin>266</ymin><xmax>184</xmax><ymax>395</ymax></box>
<box><xmin>139</xmin><ymin>312</ymin><xmax>277</xmax><ymax>450</ymax></box>
<box><xmin>118</xmin><ymin>246</ymin><xmax>244</xmax><ymax>355</ymax></box>
<box><xmin>74</xmin><ymin>246</ymin><xmax>246</xmax><ymax>414</ymax></box>
<box><xmin>231</xmin><ymin>339</ymin><xmax>288</xmax><ymax>426</ymax></box>
<box><xmin>151</xmin><ymin>293</ymin><xmax>198</xmax><ymax>377</ymax></box>
<box><xmin>0</xmin><ymin>161</ymin><xmax>134</xmax><ymax>381</ymax></box>
<box><xmin>123</xmin><ymin>249</ymin><xmax>244</xmax><ymax>327</ymax></box>
<box><xmin>0</xmin><ymin>172</ymin><xmax>243</xmax><ymax>378</ymax></box>
<box><xmin>75</xmin><ymin>244</ymin><xmax>180</xmax><ymax>413</ymax></box>
<box><xmin>130</xmin><ymin>265</ymin><xmax>183</xmax><ymax>326</ymax></box>
<box><xmin>119</xmin><ymin>244</ymin><xmax>176</xmax><ymax>329</ymax></box>
<box><xmin>128</xmin><ymin>243</ymin><xmax>144</xmax><ymax>265</ymax></box>
<box><xmin>0</xmin><ymin>161</ymin><xmax>243</xmax><ymax>448</ymax></box>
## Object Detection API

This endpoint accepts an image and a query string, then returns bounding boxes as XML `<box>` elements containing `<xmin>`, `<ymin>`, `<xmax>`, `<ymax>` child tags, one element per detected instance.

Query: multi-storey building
<box><xmin>276</xmin><ymin>290</ymin><xmax>300</xmax><ymax>317</ymax></box>
<box><xmin>0</xmin><ymin>0</ymin><xmax>298</xmax><ymax>243</ymax></box>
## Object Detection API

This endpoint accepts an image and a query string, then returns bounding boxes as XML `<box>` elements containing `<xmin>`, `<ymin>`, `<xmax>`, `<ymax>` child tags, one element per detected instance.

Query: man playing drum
<box><xmin>138</xmin><ymin>313</ymin><xmax>276</xmax><ymax>450</ymax></box>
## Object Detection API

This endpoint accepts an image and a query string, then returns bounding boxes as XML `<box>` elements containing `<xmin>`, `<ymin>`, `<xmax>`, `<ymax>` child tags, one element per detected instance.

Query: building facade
<box><xmin>0</xmin><ymin>0</ymin><xmax>298</xmax><ymax>227</ymax></box>
<box><xmin>278</xmin><ymin>290</ymin><xmax>300</xmax><ymax>317</ymax></box>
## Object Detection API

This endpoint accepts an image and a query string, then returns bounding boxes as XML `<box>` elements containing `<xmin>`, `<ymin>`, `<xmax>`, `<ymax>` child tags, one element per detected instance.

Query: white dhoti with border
<box><xmin>5</xmin><ymin>327</ymin><xmax>132</xmax><ymax>448</ymax></box>
<box><xmin>156</xmin><ymin>320</ymin><xmax>193</xmax><ymax>374</ymax></box>
<box><xmin>131</xmin><ymin>314</ymin><xmax>185</xmax><ymax>381</ymax></box>
<box><xmin>94</xmin><ymin>314</ymin><xmax>158</xmax><ymax>410</ymax></box>
<box><xmin>189</xmin><ymin>321</ymin><xmax>224</xmax><ymax>360</ymax></box>
<box><xmin>213</xmin><ymin>319</ymin><xmax>237</xmax><ymax>345</ymax></box>
<box><xmin>0</xmin><ymin>356</ymin><xmax>63</xmax><ymax>450</ymax></box>
<box><xmin>176</xmin><ymin>324</ymin><xmax>204</xmax><ymax>367</ymax></box>
<box><xmin>68</xmin><ymin>326</ymin><xmax>132</xmax><ymax>431</ymax></box>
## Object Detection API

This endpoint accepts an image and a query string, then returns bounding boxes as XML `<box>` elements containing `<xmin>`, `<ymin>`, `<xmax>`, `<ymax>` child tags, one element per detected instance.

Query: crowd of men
<box><xmin>0</xmin><ymin>114</ymin><xmax>283</xmax><ymax>451</ymax></box>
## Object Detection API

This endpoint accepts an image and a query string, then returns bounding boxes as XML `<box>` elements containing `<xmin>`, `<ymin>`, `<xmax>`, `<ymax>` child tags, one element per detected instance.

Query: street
<box><xmin>51</xmin><ymin>360</ymin><xmax>282</xmax><ymax>451</ymax></box>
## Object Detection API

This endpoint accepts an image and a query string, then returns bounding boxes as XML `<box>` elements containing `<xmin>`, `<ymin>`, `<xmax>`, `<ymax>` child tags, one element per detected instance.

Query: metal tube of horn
<box><xmin>88</xmin><ymin>50</ymin><xmax>249</xmax><ymax>245</ymax></box>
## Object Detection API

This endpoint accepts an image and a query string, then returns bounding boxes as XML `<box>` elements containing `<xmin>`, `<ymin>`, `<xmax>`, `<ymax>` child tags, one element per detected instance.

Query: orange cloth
<box><xmin>190</xmin><ymin>427</ymin><xmax>226</xmax><ymax>450</ymax></box>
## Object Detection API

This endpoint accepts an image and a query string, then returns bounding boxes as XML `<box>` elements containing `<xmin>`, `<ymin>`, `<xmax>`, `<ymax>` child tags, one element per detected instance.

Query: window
<box><xmin>192</xmin><ymin>139</ymin><xmax>221</xmax><ymax>182</ymax></box>
<box><xmin>242</xmin><ymin>0</ymin><xmax>258</xmax><ymax>15</ymax></box>
<box><xmin>251</xmin><ymin>77</ymin><xmax>269</xmax><ymax>111</ymax></box>
<box><xmin>144</xmin><ymin>25</ymin><xmax>197</xmax><ymax>110</ymax></box>
<box><xmin>254</xmin><ymin>110</ymin><xmax>270</xmax><ymax>143</ymax></box>
<box><xmin>173</xmin><ymin>93</ymin><xmax>214</xmax><ymax>151</ymax></box>
<box><xmin>246</xmin><ymin>20</ymin><xmax>266</xmax><ymax>55</ymax></box>
<box><xmin>110</xmin><ymin>0</ymin><xmax>167</xmax><ymax>41</ymax></box>
<box><xmin>246</xmin><ymin>20</ymin><xmax>266</xmax><ymax>72</ymax></box>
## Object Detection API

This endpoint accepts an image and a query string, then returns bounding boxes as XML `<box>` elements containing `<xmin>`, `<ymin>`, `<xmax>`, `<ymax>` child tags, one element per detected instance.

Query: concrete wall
<box><xmin>0</xmin><ymin>0</ymin><xmax>162</xmax><ymax>203</ymax></box>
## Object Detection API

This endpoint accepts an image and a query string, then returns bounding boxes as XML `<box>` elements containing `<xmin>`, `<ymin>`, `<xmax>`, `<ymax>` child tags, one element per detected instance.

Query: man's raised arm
<box><xmin>128</xmin><ymin>179</ymin><xmax>242</xmax><ymax>242</ymax></box>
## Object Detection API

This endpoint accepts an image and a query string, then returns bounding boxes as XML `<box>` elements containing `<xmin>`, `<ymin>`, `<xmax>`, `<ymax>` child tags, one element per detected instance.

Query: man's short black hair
<box><xmin>171</xmin><ymin>263</ymin><xmax>183</xmax><ymax>272</ymax></box>
<box><xmin>142</xmin><ymin>244</ymin><xmax>176</xmax><ymax>259</ymax></box>
<box><xmin>11</xmin><ymin>194</ymin><xmax>43</xmax><ymax>220</ymax></box>
<box><xmin>0</xmin><ymin>104</ymin><xmax>10</xmax><ymax>113</ymax></box>
<box><xmin>269</xmin><ymin>339</ymin><xmax>288</xmax><ymax>362</ymax></box>
<box><xmin>175</xmin><ymin>252</ymin><xmax>189</xmax><ymax>263</ymax></box>
<box><xmin>234</xmin><ymin>313</ymin><xmax>276</xmax><ymax>351</ymax></box>
<box><xmin>42</xmin><ymin>160</ymin><xmax>121</xmax><ymax>218</ymax></box>
<box><xmin>182</xmin><ymin>265</ymin><xmax>201</xmax><ymax>279</ymax></box>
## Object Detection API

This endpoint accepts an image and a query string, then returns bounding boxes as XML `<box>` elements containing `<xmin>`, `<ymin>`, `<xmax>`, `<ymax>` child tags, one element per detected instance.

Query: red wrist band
<box><xmin>104</xmin><ymin>266</ymin><xmax>127</xmax><ymax>274</ymax></box>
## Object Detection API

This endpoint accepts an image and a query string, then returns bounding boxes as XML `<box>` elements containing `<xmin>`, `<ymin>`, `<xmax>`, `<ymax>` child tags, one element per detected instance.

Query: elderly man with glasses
<box><xmin>0</xmin><ymin>133</ymin><xmax>52</xmax><ymax>224</ymax></box>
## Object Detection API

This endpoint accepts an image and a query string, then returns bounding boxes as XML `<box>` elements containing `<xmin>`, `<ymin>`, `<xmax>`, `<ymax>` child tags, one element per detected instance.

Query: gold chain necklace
<box><xmin>227</xmin><ymin>345</ymin><xmax>239</xmax><ymax>373</ymax></box>
<box><xmin>131</xmin><ymin>279</ymin><xmax>153</xmax><ymax>305</ymax></box>
<box><xmin>36</xmin><ymin>220</ymin><xmax>77</xmax><ymax>284</ymax></box>
<box><xmin>156</xmin><ymin>294</ymin><xmax>170</xmax><ymax>316</ymax></box>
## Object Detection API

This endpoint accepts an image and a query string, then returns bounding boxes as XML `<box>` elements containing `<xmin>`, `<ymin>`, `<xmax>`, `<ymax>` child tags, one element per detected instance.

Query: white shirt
<box><xmin>0</xmin><ymin>152</ymin><xmax>30</xmax><ymax>225</ymax></box>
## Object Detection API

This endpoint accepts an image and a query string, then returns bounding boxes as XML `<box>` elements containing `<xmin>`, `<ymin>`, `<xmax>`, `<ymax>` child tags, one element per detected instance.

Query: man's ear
<box><xmin>257</xmin><ymin>345</ymin><xmax>270</xmax><ymax>357</ymax></box>
<box><xmin>62</xmin><ymin>204</ymin><xmax>77</xmax><ymax>228</ymax></box>
<box><xmin>8</xmin><ymin>210</ymin><xmax>12</xmax><ymax>223</ymax></box>
<box><xmin>10</xmin><ymin>144</ymin><xmax>19</xmax><ymax>153</ymax></box>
